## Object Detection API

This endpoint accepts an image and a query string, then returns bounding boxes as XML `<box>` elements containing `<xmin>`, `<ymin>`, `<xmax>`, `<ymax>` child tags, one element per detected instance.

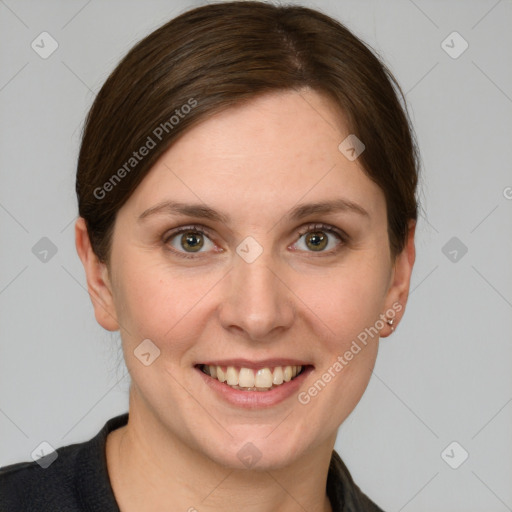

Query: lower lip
<box><xmin>196</xmin><ymin>366</ymin><xmax>313</xmax><ymax>408</ymax></box>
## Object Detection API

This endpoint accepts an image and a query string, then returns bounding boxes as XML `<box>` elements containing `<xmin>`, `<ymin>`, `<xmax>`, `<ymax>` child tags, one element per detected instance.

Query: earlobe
<box><xmin>381</xmin><ymin>220</ymin><xmax>416</xmax><ymax>338</ymax></box>
<box><xmin>74</xmin><ymin>217</ymin><xmax>120</xmax><ymax>332</ymax></box>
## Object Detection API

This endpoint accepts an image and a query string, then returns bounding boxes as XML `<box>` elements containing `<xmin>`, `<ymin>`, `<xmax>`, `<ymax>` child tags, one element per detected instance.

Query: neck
<box><xmin>106</xmin><ymin>389</ymin><xmax>334</xmax><ymax>512</ymax></box>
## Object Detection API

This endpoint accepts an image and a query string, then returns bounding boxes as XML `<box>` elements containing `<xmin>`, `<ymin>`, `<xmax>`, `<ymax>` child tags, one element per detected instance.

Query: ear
<box><xmin>75</xmin><ymin>217</ymin><xmax>119</xmax><ymax>331</ymax></box>
<box><xmin>381</xmin><ymin>220</ymin><xmax>416</xmax><ymax>338</ymax></box>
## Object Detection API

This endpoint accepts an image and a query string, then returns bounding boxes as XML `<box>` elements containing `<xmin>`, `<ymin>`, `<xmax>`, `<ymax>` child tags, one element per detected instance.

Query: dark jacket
<box><xmin>0</xmin><ymin>413</ymin><xmax>385</xmax><ymax>511</ymax></box>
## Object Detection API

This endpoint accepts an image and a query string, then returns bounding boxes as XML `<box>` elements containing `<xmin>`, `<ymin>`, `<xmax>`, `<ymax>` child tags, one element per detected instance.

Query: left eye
<box><xmin>292</xmin><ymin>225</ymin><xmax>344</xmax><ymax>253</ymax></box>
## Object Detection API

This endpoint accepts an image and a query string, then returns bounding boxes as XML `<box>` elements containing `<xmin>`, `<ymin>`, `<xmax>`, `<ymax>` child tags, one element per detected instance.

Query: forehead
<box><xmin>123</xmin><ymin>89</ymin><xmax>385</xmax><ymax>223</ymax></box>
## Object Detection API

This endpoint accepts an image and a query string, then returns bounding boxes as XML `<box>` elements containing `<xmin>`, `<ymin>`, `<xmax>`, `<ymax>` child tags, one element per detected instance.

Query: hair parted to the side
<box><xmin>76</xmin><ymin>0</ymin><xmax>419</xmax><ymax>264</ymax></box>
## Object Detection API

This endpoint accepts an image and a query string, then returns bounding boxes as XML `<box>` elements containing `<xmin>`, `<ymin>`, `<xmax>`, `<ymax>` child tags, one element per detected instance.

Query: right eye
<box><xmin>163</xmin><ymin>225</ymin><xmax>218</xmax><ymax>259</ymax></box>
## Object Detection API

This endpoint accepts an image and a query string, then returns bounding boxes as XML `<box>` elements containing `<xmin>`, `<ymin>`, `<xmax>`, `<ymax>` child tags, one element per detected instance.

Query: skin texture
<box><xmin>75</xmin><ymin>89</ymin><xmax>415</xmax><ymax>512</ymax></box>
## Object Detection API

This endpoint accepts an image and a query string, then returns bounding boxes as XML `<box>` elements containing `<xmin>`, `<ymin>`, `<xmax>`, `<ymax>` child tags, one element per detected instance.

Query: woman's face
<box><xmin>87</xmin><ymin>89</ymin><xmax>414</xmax><ymax>469</ymax></box>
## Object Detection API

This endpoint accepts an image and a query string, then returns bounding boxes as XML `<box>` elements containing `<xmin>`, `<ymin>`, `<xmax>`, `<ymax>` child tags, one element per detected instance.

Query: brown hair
<box><xmin>76</xmin><ymin>1</ymin><xmax>419</xmax><ymax>263</ymax></box>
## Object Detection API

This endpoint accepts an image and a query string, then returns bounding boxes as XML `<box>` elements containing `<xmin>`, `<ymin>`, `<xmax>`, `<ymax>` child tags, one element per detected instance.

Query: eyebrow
<box><xmin>138</xmin><ymin>198</ymin><xmax>369</xmax><ymax>224</ymax></box>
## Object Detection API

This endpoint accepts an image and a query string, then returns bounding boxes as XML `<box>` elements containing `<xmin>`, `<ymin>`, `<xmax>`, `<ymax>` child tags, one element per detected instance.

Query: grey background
<box><xmin>1</xmin><ymin>1</ymin><xmax>511</xmax><ymax>510</ymax></box>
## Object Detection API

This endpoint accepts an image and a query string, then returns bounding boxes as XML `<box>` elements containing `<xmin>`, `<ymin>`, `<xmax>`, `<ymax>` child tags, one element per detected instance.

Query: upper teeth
<box><xmin>202</xmin><ymin>365</ymin><xmax>303</xmax><ymax>390</ymax></box>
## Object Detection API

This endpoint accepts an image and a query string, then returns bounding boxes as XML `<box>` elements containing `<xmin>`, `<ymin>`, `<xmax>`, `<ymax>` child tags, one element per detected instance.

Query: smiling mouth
<box><xmin>199</xmin><ymin>364</ymin><xmax>307</xmax><ymax>391</ymax></box>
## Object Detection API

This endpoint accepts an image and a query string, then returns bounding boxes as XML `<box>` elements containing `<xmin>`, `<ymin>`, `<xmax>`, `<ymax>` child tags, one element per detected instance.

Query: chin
<box><xmin>211</xmin><ymin>444</ymin><xmax>302</xmax><ymax>472</ymax></box>
<box><xmin>201</xmin><ymin>427</ymin><xmax>314</xmax><ymax>472</ymax></box>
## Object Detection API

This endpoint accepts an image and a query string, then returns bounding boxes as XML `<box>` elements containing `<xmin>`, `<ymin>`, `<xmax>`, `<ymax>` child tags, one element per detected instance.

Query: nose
<box><xmin>218</xmin><ymin>247</ymin><xmax>295</xmax><ymax>342</ymax></box>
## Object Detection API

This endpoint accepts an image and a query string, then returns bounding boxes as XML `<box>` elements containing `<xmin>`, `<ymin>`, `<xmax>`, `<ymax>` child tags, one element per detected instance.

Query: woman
<box><xmin>0</xmin><ymin>1</ymin><xmax>417</xmax><ymax>510</ymax></box>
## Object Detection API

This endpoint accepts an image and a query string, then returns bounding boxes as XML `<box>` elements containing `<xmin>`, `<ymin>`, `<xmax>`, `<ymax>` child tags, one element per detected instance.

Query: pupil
<box><xmin>182</xmin><ymin>232</ymin><xmax>203</xmax><ymax>252</ymax></box>
<box><xmin>307</xmin><ymin>231</ymin><xmax>327</xmax><ymax>251</ymax></box>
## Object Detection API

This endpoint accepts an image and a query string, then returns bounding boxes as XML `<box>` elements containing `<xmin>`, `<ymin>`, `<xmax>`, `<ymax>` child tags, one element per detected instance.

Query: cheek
<box><xmin>292</xmin><ymin>261</ymin><xmax>387</xmax><ymax>428</ymax></box>
<box><xmin>111</xmin><ymin>254</ymin><xmax>220</xmax><ymax>351</ymax></box>
<box><xmin>294</xmin><ymin>255</ymin><xmax>390</xmax><ymax>348</ymax></box>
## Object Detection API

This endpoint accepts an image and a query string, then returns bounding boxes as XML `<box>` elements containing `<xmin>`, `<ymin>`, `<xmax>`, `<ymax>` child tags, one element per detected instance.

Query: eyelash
<box><xmin>162</xmin><ymin>223</ymin><xmax>348</xmax><ymax>259</ymax></box>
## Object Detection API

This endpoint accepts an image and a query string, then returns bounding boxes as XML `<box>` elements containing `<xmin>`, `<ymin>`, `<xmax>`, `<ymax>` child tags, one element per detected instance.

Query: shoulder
<box><xmin>327</xmin><ymin>450</ymin><xmax>386</xmax><ymax>512</ymax></box>
<box><xmin>0</xmin><ymin>413</ymin><xmax>128</xmax><ymax>512</ymax></box>
<box><xmin>0</xmin><ymin>442</ymin><xmax>82</xmax><ymax>511</ymax></box>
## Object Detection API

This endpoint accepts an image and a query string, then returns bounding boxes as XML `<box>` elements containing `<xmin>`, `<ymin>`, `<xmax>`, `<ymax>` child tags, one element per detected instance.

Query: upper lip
<box><xmin>197</xmin><ymin>359</ymin><xmax>312</xmax><ymax>370</ymax></box>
